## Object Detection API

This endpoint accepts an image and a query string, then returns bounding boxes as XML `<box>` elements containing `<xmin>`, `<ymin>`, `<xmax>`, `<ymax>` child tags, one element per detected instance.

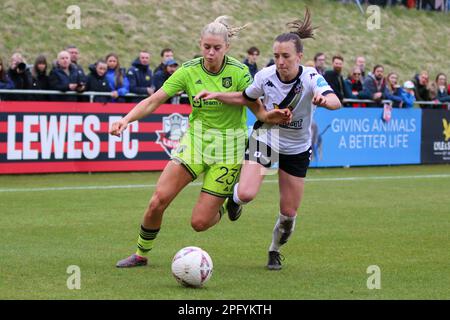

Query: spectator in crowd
<box><xmin>85</xmin><ymin>59</ymin><xmax>113</xmax><ymax>103</ymax></box>
<box><xmin>105</xmin><ymin>53</ymin><xmax>129</xmax><ymax>103</ymax></box>
<box><xmin>324</xmin><ymin>55</ymin><xmax>351</xmax><ymax>102</ymax></box>
<box><xmin>402</xmin><ymin>0</ymin><xmax>416</xmax><ymax>8</ymax></box>
<box><xmin>401</xmin><ymin>80</ymin><xmax>416</xmax><ymax>108</ymax></box>
<box><xmin>66</xmin><ymin>45</ymin><xmax>87</xmax><ymax>84</ymax></box>
<box><xmin>0</xmin><ymin>57</ymin><xmax>14</xmax><ymax>90</ymax></box>
<box><xmin>433</xmin><ymin>0</ymin><xmax>446</xmax><ymax>10</ymax></box>
<box><xmin>154</xmin><ymin>48</ymin><xmax>174</xmax><ymax>74</ymax></box>
<box><xmin>7</xmin><ymin>53</ymin><xmax>33</xmax><ymax>100</ymax></box>
<box><xmin>266</xmin><ymin>58</ymin><xmax>275</xmax><ymax>67</ymax></box>
<box><xmin>243</xmin><ymin>46</ymin><xmax>260</xmax><ymax>79</ymax></box>
<box><xmin>49</xmin><ymin>50</ymin><xmax>86</xmax><ymax>101</ymax></box>
<box><xmin>153</xmin><ymin>59</ymin><xmax>181</xmax><ymax>104</ymax></box>
<box><xmin>385</xmin><ymin>72</ymin><xmax>405</xmax><ymax>108</ymax></box>
<box><xmin>420</xmin><ymin>0</ymin><xmax>436</xmax><ymax>10</ymax></box>
<box><xmin>430</xmin><ymin>73</ymin><xmax>450</xmax><ymax>107</ymax></box>
<box><xmin>360</xmin><ymin>64</ymin><xmax>390</xmax><ymax>106</ymax></box>
<box><xmin>355</xmin><ymin>56</ymin><xmax>367</xmax><ymax>79</ymax></box>
<box><xmin>152</xmin><ymin>58</ymin><xmax>179</xmax><ymax>91</ymax></box>
<box><xmin>412</xmin><ymin>70</ymin><xmax>432</xmax><ymax>108</ymax></box>
<box><xmin>344</xmin><ymin>66</ymin><xmax>365</xmax><ymax>107</ymax></box>
<box><xmin>31</xmin><ymin>55</ymin><xmax>50</xmax><ymax>101</ymax></box>
<box><xmin>304</xmin><ymin>60</ymin><xmax>315</xmax><ymax>67</ymax></box>
<box><xmin>314</xmin><ymin>52</ymin><xmax>326</xmax><ymax>76</ymax></box>
<box><xmin>127</xmin><ymin>50</ymin><xmax>154</xmax><ymax>102</ymax></box>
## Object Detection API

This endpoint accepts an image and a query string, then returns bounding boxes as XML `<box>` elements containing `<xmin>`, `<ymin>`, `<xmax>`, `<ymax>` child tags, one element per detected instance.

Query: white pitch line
<box><xmin>0</xmin><ymin>173</ymin><xmax>449</xmax><ymax>193</ymax></box>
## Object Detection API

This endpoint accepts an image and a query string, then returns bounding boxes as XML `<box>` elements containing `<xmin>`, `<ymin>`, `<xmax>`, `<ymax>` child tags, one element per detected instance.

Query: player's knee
<box><xmin>238</xmin><ymin>189</ymin><xmax>257</xmax><ymax>203</ymax></box>
<box><xmin>191</xmin><ymin>217</ymin><xmax>209</xmax><ymax>232</ymax></box>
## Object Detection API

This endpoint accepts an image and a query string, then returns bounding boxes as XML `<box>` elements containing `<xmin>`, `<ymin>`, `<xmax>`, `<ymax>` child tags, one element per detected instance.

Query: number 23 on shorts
<box><xmin>202</xmin><ymin>164</ymin><xmax>241</xmax><ymax>196</ymax></box>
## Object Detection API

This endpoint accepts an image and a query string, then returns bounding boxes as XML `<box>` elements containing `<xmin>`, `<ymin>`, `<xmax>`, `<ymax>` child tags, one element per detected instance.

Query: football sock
<box><xmin>136</xmin><ymin>225</ymin><xmax>160</xmax><ymax>257</ymax></box>
<box><xmin>232</xmin><ymin>183</ymin><xmax>247</xmax><ymax>205</ymax></box>
<box><xmin>269</xmin><ymin>213</ymin><xmax>296</xmax><ymax>252</ymax></box>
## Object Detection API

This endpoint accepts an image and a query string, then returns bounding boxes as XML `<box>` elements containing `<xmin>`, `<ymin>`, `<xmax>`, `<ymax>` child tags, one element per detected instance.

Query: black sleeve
<box><xmin>243</xmin><ymin>89</ymin><xmax>257</xmax><ymax>102</ymax></box>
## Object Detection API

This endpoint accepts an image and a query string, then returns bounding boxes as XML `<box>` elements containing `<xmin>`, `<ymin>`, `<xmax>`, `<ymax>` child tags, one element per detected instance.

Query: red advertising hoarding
<box><xmin>0</xmin><ymin>101</ymin><xmax>191</xmax><ymax>174</ymax></box>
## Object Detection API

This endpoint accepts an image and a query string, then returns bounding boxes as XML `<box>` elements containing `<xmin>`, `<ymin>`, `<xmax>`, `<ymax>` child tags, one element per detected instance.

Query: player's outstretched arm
<box><xmin>313</xmin><ymin>92</ymin><xmax>341</xmax><ymax>110</ymax></box>
<box><xmin>110</xmin><ymin>89</ymin><xmax>170</xmax><ymax>136</ymax></box>
<box><xmin>194</xmin><ymin>90</ymin><xmax>246</xmax><ymax>106</ymax></box>
<box><xmin>246</xmin><ymin>98</ymin><xmax>292</xmax><ymax>125</ymax></box>
<box><xmin>195</xmin><ymin>90</ymin><xmax>291</xmax><ymax>124</ymax></box>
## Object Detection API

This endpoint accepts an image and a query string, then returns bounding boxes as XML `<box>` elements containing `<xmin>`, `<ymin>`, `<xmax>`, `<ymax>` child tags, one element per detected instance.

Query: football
<box><xmin>171</xmin><ymin>246</ymin><xmax>213</xmax><ymax>287</ymax></box>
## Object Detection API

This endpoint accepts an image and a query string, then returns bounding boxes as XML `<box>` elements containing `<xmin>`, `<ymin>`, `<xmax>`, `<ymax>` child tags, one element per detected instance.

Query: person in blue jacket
<box><xmin>105</xmin><ymin>53</ymin><xmax>129</xmax><ymax>103</ymax></box>
<box><xmin>0</xmin><ymin>57</ymin><xmax>14</xmax><ymax>100</ymax></box>
<box><xmin>401</xmin><ymin>81</ymin><xmax>416</xmax><ymax>108</ymax></box>
<box><xmin>0</xmin><ymin>57</ymin><xmax>14</xmax><ymax>89</ymax></box>
<box><xmin>127</xmin><ymin>50</ymin><xmax>155</xmax><ymax>102</ymax></box>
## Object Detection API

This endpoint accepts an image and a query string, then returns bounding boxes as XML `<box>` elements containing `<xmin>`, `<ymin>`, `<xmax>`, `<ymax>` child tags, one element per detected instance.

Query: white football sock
<box><xmin>269</xmin><ymin>212</ymin><xmax>297</xmax><ymax>252</ymax></box>
<box><xmin>232</xmin><ymin>183</ymin><xmax>247</xmax><ymax>205</ymax></box>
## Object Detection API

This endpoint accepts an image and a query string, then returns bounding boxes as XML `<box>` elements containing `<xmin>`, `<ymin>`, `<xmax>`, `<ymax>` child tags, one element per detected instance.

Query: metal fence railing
<box><xmin>342</xmin><ymin>98</ymin><xmax>450</xmax><ymax>109</ymax></box>
<box><xmin>0</xmin><ymin>89</ymin><xmax>147</xmax><ymax>103</ymax></box>
<box><xmin>0</xmin><ymin>89</ymin><xmax>189</xmax><ymax>104</ymax></box>
<box><xmin>1</xmin><ymin>89</ymin><xmax>449</xmax><ymax>109</ymax></box>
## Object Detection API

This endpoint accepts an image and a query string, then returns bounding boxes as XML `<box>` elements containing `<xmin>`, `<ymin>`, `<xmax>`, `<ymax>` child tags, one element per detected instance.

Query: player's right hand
<box><xmin>109</xmin><ymin>119</ymin><xmax>128</xmax><ymax>137</ymax></box>
<box><xmin>266</xmin><ymin>108</ymin><xmax>292</xmax><ymax>125</ymax></box>
<box><xmin>194</xmin><ymin>90</ymin><xmax>217</xmax><ymax>101</ymax></box>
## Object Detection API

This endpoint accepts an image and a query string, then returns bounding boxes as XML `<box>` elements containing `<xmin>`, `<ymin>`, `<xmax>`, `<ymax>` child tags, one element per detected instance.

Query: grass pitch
<box><xmin>0</xmin><ymin>164</ymin><xmax>449</xmax><ymax>299</ymax></box>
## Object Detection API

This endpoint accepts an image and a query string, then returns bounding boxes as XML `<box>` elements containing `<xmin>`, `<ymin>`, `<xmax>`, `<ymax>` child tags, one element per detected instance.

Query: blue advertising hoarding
<box><xmin>310</xmin><ymin>108</ymin><xmax>421</xmax><ymax>167</ymax></box>
<box><xmin>246</xmin><ymin>108</ymin><xmax>422</xmax><ymax>167</ymax></box>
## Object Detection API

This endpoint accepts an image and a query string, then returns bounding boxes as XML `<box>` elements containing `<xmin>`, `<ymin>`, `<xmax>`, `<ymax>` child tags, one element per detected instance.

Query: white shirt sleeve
<box><xmin>308</xmin><ymin>70</ymin><xmax>334</xmax><ymax>96</ymax></box>
<box><xmin>244</xmin><ymin>70</ymin><xmax>265</xmax><ymax>101</ymax></box>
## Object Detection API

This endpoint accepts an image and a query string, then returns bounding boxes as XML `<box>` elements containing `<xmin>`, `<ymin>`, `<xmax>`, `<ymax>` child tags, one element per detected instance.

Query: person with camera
<box><xmin>65</xmin><ymin>45</ymin><xmax>87</xmax><ymax>84</ymax></box>
<box><xmin>49</xmin><ymin>50</ymin><xmax>86</xmax><ymax>101</ymax></box>
<box><xmin>7</xmin><ymin>53</ymin><xmax>32</xmax><ymax>100</ymax></box>
<box><xmin>66</xmin><ymin>45</ymin><xmax>88</xmax><ymax>102</ymax></box>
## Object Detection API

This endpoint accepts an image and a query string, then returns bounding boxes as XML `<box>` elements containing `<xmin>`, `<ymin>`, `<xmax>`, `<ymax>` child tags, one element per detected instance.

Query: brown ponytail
<box><xmin>275</xmin><ymin>8</ymin><xmax>317</xmax><ymax>53</ymax></box>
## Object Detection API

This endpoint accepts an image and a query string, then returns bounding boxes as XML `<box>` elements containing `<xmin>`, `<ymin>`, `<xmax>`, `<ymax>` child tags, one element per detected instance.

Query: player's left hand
<box><xmin>266</xmin><ymin>108</ymin><xmax>292</xmax><ymax>125</ymax></box>
<box><xmin>194</xmin><ymin>90</ymin><xmax>217</xmax><ymax>101</ymax></box>
<box><xmin>312</xmin><ymin>93</ymin><xmax>327</xmax><ymax>107</ymax></box>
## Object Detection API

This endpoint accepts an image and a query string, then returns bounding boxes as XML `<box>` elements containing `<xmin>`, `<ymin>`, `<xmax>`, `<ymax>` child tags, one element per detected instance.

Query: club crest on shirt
<box><xmin>156</xmin><ymin>113</ymin><xmax>189</xmax><ymax>156</ymax></box>
<box><xmin>222</xmin><ymin>77</ymin><xmax>232</xmax><ymax>88</ymax></box>
<box><xmin>294</xmin><ymin>81</ymin><xmax>303</xmax><ymax>95</ymax></box>
<box><xmin>273</xmin><ymin>81</ymin><xmax>303</xmax><ymax>111</ymax></box>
